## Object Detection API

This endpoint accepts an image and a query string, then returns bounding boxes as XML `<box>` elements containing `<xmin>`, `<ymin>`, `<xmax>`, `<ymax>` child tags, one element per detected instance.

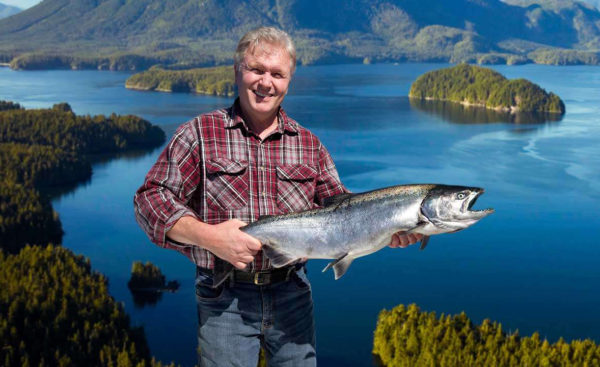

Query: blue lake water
<box><xmin>1</xmin><ymin>63</ymin><xmax>600</xmax><ymax>366</ymax></box>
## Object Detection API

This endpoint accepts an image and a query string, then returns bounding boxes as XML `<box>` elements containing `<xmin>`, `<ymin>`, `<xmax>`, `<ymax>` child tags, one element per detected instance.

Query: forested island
<box><xmin>128</xmin><ymin>261</ymin><xmax>180</xmax><ymax>292</ymax></box>
<box><xmin>0</xmin><ymin>102</ymin><xmax>172</xmax><ymax>365</ymax></box>
<box><xmin>125</xmin><ymin>65</ymin><xmax>235</xmax><ymax>96</ymax></box>
<box><xmin>409</xmin><ymin>64</ymin><xmax>565</xmax><ymax>114</ymax></box>
<box><xmin>128</xmin><ymin>261</ymin><xmax>180</xmax><ymax>308</ymax></box>
<box><xmin>373</xmin><ymin>304</ymin><xmax>600</xmax><ymax>366</ymax></box>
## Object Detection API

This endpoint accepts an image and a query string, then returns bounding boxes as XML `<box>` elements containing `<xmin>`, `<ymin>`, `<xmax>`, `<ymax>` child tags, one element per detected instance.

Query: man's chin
<box><xmin>250</xmin><ymin>101</ymin><xmax>278</xmax><ymax>113</ymax></box>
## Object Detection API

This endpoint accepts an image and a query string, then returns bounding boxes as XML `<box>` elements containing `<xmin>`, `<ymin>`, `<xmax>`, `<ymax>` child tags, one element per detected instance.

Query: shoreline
<box><xmin>411</xmin><ymin>96</ymin><xmax>564</xmax><ymax>114</ymax></box>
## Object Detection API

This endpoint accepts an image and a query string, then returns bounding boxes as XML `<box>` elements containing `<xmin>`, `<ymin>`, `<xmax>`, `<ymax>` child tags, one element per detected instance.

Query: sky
<box><xmin>1</xmin><ymin>0</ymin><xmax>41</xmax><ymax>9</ymax></box>
<box><xmin>1</xmin><ymin>0</ymin><xmax>600</xmax><ymax>11</ymax></box>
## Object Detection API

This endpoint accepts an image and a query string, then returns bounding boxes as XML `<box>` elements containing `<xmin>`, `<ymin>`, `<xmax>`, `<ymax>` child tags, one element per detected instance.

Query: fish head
<box><xmin>420</xmin><ymin>185</ymin><xmax>494</xmax><ymax>233</ymax></box>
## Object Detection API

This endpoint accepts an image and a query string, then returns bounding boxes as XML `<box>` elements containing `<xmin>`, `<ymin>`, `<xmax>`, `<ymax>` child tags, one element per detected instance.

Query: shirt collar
<box><xmin>227</xmin><ymin>98</ymin><xmax>298</xmax><ymax>135</ymax></box>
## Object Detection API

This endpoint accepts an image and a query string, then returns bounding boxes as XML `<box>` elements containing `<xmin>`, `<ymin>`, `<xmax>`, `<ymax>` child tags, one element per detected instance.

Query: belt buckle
<box><xmin>253</xmin><ymin>271</ymin><xmax>271</xmax><ymax>285</ymax></box>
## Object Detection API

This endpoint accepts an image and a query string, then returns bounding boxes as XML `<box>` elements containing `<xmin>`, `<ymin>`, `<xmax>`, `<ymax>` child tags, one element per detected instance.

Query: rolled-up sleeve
<box><xmin>133</xmin><ymin>120</ymin><xmax>202</xmax><ymax>249</ymax></box>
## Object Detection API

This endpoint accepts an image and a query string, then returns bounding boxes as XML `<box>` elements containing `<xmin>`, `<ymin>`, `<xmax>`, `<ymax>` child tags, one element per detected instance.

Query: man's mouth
<box><xmin>254</xmin><ymin>90</ymin><xmax>273</xmax><ymax>98</ymax></box>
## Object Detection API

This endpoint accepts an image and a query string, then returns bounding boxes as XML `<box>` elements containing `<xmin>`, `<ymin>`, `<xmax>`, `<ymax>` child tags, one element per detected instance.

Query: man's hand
<box><xmin>209</xmin><ymin>219</ymin><xmax>262</xmax><ymax>270</ymax></box>
<box><xmin>166</xmin><ymin>216</ymin><xmax>262</xmax><ymax>270</ymax></box>
<box><xmin>389</xmin><ymin>231</ymin><xmax>423</xmax><ymax>248</ymax></box>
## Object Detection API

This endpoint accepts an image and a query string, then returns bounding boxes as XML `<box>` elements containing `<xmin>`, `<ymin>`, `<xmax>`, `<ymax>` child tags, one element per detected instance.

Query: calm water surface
<box><xmin>1</xmin><ymin>63</ymin><xmax>599</xmax><ymax>366</ymax></box>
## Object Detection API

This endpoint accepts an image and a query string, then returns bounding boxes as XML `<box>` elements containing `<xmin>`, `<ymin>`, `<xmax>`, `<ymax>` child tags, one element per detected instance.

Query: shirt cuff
<box><xmin>155</xmin><ymin>207</ymin><xmax>199</xmax><ymax>248</ymax></box>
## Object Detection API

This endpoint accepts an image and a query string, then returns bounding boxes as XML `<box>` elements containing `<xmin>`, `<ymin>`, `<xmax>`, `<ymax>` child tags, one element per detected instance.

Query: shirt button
<box><xmin>262</xmin><ymin>192</ymin><xmax>267</xmax><ymax>197</ymax></box>
<box><xmin>259</xmin><ymin>166</ymin><xmax>265</xmax><ymax>171</ymax></box>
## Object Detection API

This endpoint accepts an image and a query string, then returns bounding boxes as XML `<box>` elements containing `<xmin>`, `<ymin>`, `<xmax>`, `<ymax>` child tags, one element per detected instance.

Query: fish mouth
<box><xmin>466</xmin><ymin>189</ymin><xmax>494</xmax><ymax>217</ymax></box>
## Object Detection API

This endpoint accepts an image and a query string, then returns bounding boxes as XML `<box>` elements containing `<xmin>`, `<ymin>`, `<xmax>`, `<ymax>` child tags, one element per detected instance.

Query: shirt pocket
<box><xmin>205</xmin><ymin>158</ymin><xmax>249</xmax><ymax>211</ymax></box>
<box><xmin>276</xmin><ymin>164</ymin><xmax>318</xmax><ymax>213</ymax></box>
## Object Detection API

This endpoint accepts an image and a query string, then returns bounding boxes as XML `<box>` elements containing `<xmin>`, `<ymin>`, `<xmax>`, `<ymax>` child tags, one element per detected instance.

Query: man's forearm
<box><xmin>167</xmin><ymin>216</ymin><xmax>218</xmax><ymax>252</ymax></box>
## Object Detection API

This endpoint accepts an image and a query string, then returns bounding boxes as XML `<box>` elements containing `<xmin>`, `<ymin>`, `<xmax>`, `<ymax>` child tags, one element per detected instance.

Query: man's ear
<box><xmin>233</xmin><ymin>64</ymin><xmax>242</xmax><ymax>84</ymax></box>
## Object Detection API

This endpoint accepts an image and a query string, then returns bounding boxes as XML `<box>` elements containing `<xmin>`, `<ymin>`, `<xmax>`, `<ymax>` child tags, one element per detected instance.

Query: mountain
<box><xmin>0</xmin><ymin>2</ymin><xmax>21</xmax><ymax>19</ymax></box>
<box><xmin>552</xmin><ymin>0</ymin><xmax>600</xmax><ymax>9</ymax></box>
<box><xmin>585</xmin><ymin>0</ymin><xmax>600</xmax><ymax>9</ymax></box>
<box><xmin>0</xmin><ymin>0</ymin><xmax>599</xmax><ymax>69</ymax></box>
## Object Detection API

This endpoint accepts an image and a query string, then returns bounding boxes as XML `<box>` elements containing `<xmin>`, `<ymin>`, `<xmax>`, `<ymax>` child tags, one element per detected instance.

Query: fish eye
<box><xmin>456</xmin><ymin>192</ymin><xmax>468</xmax><ymax>200</ymax></box>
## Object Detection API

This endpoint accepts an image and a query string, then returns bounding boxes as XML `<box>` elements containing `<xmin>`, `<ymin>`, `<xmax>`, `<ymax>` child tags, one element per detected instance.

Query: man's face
<box><xmin>235</xmin><ymin>42</ymin><xmax>292</xmax><ymax>125</ymax></box>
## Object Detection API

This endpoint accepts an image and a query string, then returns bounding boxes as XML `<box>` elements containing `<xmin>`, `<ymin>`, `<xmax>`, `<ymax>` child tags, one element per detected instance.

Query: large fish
<box><xmin>242</xmin><ymin>184</ymin><xmax>494</xmax><ymax>280</ymax></box>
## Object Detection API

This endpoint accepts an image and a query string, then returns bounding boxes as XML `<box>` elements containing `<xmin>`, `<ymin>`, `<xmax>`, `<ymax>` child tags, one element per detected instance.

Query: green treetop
<box><xmin>373</xmin><ymin>303</ymin><xmax>600</xmax><ymax>366</ymax></box>
<box><xmin>409</xmin><ymin>64</ymin><xmax>565</xmax><ymax>114</ymax></box>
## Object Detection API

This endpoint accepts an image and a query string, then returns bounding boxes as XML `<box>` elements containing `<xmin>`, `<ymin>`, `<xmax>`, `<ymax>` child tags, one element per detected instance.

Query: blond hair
<box><xmin>234</xmin><ymin>27</ymin><xmax>297</xmax><ymax>74</ymax></box>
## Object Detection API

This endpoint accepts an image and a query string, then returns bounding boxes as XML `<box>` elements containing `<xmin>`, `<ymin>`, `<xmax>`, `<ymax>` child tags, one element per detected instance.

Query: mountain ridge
<box><xmin>0</xmin><ymin>2</ymin><xmax>21</xmax><ymax>19</ymax></box>
<box><xmin>1</xmin><ymin>0</ymin><xmax>599</xmax><ymax>69</ymax></box>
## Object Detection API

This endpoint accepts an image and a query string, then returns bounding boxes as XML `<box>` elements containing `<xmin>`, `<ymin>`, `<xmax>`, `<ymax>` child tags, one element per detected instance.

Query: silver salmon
<box><xmin>242</xmin><ymin>184</ymin><xmax>494</xmax><ymax>279</ymax></box>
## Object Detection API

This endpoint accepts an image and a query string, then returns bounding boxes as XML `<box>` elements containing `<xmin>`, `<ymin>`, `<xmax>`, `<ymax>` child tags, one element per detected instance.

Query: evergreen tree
<box><xmin>373</xmin><ymin>303</ymin><xmax>600</xmax><ymax>366</ymax></box>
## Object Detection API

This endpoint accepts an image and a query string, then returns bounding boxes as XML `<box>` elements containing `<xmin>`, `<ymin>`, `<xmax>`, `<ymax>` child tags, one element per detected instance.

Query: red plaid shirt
<box><xmin>134</xmin><ymin>99</ymin><xmax>347</xmax><ymax>271</ymax></box>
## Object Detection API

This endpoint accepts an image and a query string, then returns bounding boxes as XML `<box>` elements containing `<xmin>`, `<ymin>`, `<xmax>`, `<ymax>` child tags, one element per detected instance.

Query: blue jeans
<box><xmin>196</xmin><ymin>267</ymin><xmax>316</xmax><ymax>367</ymax></box>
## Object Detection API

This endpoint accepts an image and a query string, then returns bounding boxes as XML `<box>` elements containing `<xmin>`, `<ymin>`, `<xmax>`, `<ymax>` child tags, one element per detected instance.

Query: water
<box><xmin>1</xmin><ymin>63</ymin><xmax>599</xmax><ymax>366</ymax></box>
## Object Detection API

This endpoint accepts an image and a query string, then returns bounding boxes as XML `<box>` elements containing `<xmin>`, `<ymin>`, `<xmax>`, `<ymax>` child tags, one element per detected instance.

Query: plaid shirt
<box><xmin>134</xmin><ymin>99</ymin><xmax>347</xmax><ymax>271</ymax></box>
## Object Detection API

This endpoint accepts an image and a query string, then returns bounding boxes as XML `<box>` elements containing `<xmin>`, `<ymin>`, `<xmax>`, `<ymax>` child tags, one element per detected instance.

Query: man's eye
<box><xmin>251</xmin><ymin>68</ymin><xmax>264</xmax><ymax>75</ymax></box>
<box><xmin>273</xmin><ymin>73</ymin><xmax>284</xmax><ymax>79</ymax></box>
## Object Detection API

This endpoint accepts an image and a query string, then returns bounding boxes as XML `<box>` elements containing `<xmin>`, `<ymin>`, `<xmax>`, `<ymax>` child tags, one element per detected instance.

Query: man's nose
<box><xmin>258</xmin><ymin>73</ymin><xmax>273</xmax><ymax>88</ymax></box>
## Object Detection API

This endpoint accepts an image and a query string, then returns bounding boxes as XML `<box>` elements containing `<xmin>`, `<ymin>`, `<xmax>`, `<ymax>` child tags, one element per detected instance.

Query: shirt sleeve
<box><xmin>314</xmin><ymin>142</ymin><xmax>349</xmax><ymax>206</ymax></box>
<box><xmin>133</xmin><ymin>120</ymin><xmax>203</xmax><ymax>250</ymax></box>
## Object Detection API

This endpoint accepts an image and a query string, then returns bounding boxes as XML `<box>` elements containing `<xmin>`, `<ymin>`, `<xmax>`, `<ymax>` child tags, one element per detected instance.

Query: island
<box><xmin>125</xmin><ymin>65</ymin><xmax>235</xmax><ymax>96</ymax></box>
<box><xmin>409</xmin><ymin>64</ymin><xmax>565</xmax><ymax>115</ymax></box>
<box><xmin>127</xmin><ymin>261</ymin><xmax>180</xmax><ymax>308</ymax></box>
<box><xmin>128</xmin><ymin>261</ymin><xmax>180</xmax><ymax>293</ymax></box>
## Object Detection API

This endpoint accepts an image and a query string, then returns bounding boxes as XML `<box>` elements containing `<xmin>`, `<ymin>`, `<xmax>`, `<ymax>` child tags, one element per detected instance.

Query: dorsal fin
<box><xmin>323</xmin><ymin>193</ymin><xmax>354</xmax><ymax>208</ymax></box>
<box><xmin>257</xmin><ymin>215</ymin><xmax>276</xmax><ymax>221</ymax></box>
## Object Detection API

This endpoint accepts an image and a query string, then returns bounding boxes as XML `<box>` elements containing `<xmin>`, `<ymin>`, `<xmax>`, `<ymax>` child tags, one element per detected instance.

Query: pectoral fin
<box><xmin>263</xmin><ymin>245</ymin><xmax>298</xmax><ymax>268</ymax></box>
<box><xmin>419</xmin><ymin>235</ymin><xmax>430</xmax><ymax>250</ymax></box>
<box><xmin>322</xmin><ymin>253</ymin><xmax>354</xmax><ymax>280</ymax></box>
<box><xmin>322</xmin><ymin>253</ymin><xmax>348</xmax><ymax>273</ymax></box>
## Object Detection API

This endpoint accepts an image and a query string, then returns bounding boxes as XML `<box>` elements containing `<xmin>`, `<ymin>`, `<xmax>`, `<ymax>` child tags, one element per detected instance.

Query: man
<box><xmin>134</xmin><ymin>26</ymin><xmax>421</xmax><ymax>367</ymax></box>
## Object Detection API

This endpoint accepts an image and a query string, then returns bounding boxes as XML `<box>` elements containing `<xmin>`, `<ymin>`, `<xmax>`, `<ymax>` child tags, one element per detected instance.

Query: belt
<box><xmin>233</xmin><ymin>265</ymin><xmax>297</xmax><ymax>286</ymax></box>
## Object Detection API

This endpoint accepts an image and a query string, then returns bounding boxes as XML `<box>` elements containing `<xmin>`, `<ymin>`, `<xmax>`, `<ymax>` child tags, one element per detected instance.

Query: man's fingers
<box><xmin>240</xmin><ymin>254</ymin><xmax>254</xmax><ymax>263</ymax></box>
<box><xmin>389</xmin><ymin>232</ymin><xmax>424</xmax><ymax>248</ymax></box>
<box><xmin>409</xmin><ymin>233</ymin><xmax>424</xmax><ymax>244</ymax></box>
<box><xmin>246</xmin><ymin>238</ymin><xmax>262</xmax><ymax>252</ymax></box>
<box><xmin>389</xmin><ymin>233</ymin><xmax>401</xmax><ymax>248</ymax></box>
<box><xmin>233</xmin><ymin>261</ymin><xmax>248</xmax><ymax>270</ymax></box>
<box><xmin>231</xmin><ymin>218</ymin><xmax>248</xmax><ymax>227</ymax></box>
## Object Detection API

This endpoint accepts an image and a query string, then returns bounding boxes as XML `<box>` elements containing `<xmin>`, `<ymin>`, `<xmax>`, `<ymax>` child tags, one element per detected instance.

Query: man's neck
<box><xmin>241</xmin><ymin>108</ymin><xmax>279</xmax><ymax>140</ymax></box>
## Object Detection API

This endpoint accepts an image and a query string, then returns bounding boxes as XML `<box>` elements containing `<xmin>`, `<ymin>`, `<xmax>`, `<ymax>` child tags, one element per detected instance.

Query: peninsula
<box><xmin>0</xmin><ymin>101</ymin><xmax>165</xmax><ymax>253</ymax></box>
<box><xmin>125</xmin><ymin>65</ymin><xmax>235</xmax><ymax>96</ymax></box>
<box><xmin>409</xmin><ymin>64</ymin><xmax>565</xmax><ymax>114</ymax></box>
